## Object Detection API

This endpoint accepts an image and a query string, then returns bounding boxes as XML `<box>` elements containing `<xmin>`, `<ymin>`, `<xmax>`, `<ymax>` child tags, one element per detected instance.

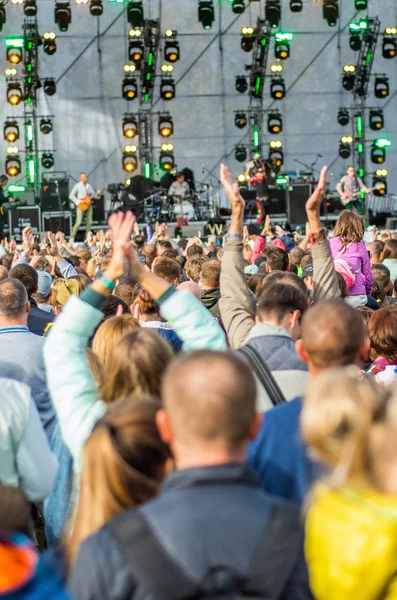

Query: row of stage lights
<box><xmin>3</xmin><ymin>119</ymin><xmax>54</xmax><ymax>177</ymax></box>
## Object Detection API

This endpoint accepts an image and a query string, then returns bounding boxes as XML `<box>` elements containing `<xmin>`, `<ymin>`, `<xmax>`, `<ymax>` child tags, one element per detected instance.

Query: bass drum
<box><xmin>172</xmin><ymin>200</ymin><xmax>195</xmax><ymax>220</ymax></box>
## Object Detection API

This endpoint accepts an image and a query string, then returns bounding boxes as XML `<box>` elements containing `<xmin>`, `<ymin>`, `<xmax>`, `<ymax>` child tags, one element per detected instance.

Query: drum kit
<box><xmin>141</xmin><ymin>186</ymin><xmax>214</xmax><ymax>224</ymax></box>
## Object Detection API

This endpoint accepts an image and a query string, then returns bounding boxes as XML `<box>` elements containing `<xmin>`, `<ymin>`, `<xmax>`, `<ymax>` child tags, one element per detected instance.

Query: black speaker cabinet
<box><xmin>92</xmin><ymin>195</ymin><xmax>105</xmax><ymax>223</ymax></box>
<box><xmin>8</xmin><ymin>206</ymin><xmax>41</xmax><ymax>236</ymax></box>
<box><xmin>42</xmin><ymin>211</ymin><xmax>72</xmax><ymax>237</ymax></box>
<box><xmin>41</xmin><ymin>177</ymin><xmax>70</xmax><ymax>212</ymax></box>
<box><xmin>287</xmin><ymin>183</ymin><xmax>313</xmax><ymax>225</ymax></box>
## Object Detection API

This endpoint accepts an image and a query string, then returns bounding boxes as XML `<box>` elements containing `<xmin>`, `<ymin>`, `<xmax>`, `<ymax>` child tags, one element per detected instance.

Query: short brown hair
<box><xmin>186</xmin><ymin>244</ymin><xmax>204</xmax><ymax>259</ymax></box>
<box><xmin>382</xmin><ymin>239</ymin><xmax>397</xmax><ymax>261</ymax></box>
<box><xmin>114</xmin><ymin>276</ymin><xmax>139</xmax><ymax>308</ymax></box>
<box><xmin>152</xmin><ymin>257</ymin><xmax>181</xmax><ymax>284</ymax></box>
<box><xmin>334</xmin><ymin>210</ymin><xmax>365</xmax><ymax>245</ymax></box>
<box><xmin>266</xmin><ymin>247</ymin><xmax>289</xmax><ymax>272</ymax></box>
<box><xmin>0</xmin><ymin>278</ymin><xmax>28</xmax><ymax>318</ymax></box>
<box><xmin>9</xmin><ymin>264</ymin><xmax>38</xmax><ymax>297</ymax></box>
<box><xmin>201</xmin><ymin>259</ymin><xmax>221</xmax><ymax>288</ymax></box>
<box><xmin>367</xmin><ymin>307</ymin><xmax>397</xmax><ymax>364</ymax></box>
<box><xmin>289</xmin><ymin>247</ymin><xmax>305</xmax><ymax>266</ymax></box>
<box><xmin>261</xmin><ymin>270</ymin><xmax>308</xmax><ymax>297</ymax></box>
<box><xmin>257</xmin><ymin>282</ymin><xmax>307</xmax><ymax>323</ymax></box>
<box><xmin>133</xmin><ymin>288</ymin><xmax>158</xmax><ymax>315</ymax></box>
<box><xmin>186</xmin><ymin>257</ymin><xmax>206</xmax><ymax>283</ymax></box>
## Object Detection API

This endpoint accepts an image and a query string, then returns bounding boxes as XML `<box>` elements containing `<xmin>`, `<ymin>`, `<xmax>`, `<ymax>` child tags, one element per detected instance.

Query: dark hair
<box><xmin>0</xmin><ymin>278</ymin><xmax>28</xmax><ymax>318</ymax></box>
<box><xmin>289</xmin><ymin>262</ymin><xmax>298</xmax><ymax>275</ymax></box>
<box><xmin>1</xmin><ymin>254</ymin><xmax>13</xmax><ymax>271</ymax></box>
<box><xmin>9</xmin><ymin>264</ymin><xmax>38</xmax><ymax>297</ymax></box>
<box><xmin>356</xmin><ymin>306</ymin><xmax>374</xmax><ymax>328</ymax></box>
<box><xmin>153</xmin><ymin>257</ymin><xmax>181</xmax><ymax>284</ymax></box>
<box><xmin>368</xmin><ymin>307</ymin><xmax>397</xmax><ymax>363</ymax></box>
<box><xmin>101</xmin><ymin>296</ymin><xmax>129</xmax><ymax>320</ymax></box>
<box><xmin>114</xmin><ymin>276</ymin><xmax>139</xmax><ymax>308</ymax></box>
<box><xmin>186</xmin><ymin>244</ymin><xmax>204</xmax><ymax>259</ymax></box>
<box><xmin>372</xmin><ymin>264</ymin><xmax>393</xmax><ymax>296</ymax></box>
<box><xmin>178</xmin><ymin>238</ymin><xmax>188</xmax><ymax>251</ymax></box>
<box><xmin>266</xmin><ymin>247</ymin><xmax>289</xmax><ymax>272</ymax></box>
<box><xmin>248</xmin><ymin>273</ymin><xmax>266</xmax><ymax>296</ymax></box>
<box><xmin>261</xmin><ymin>270</ymin><xmax>308</xmax><ymax>297</ymax></box>
<box><xmin>382</xmin><ymin>239</ymin><xmax>397</xmax><ymax>261</ymax></box>
<box><xmin>372</xmin><ymin>281</ymin><xmax>386</xmax><ymax>305</ymax></box>
<box><xmin>157</xmin><ymin>240</ymin><xmax>173</xmax><ymax>252</ymax></box>
<box><xmin>162</xmin><ymin>249</ymin><xmax>179</xmax><ymax>260</ymax></box>
<box><xmin>257</xmin><ymin>282</ymin><xmax>307</xmax><ymax>323</ymax></box>
<box><xmin>133</xmin><ymin>289</ymin><xmax>158</xmax><ymax>315</ymax></box>
<box><xmin>201</xmin><ymin>259</ymin><xmax>221</xmax><ymax>288</ymax></box>
<box><xmin>336</xmin><ymin>271</ymin><xmax>348</xmax><ymax>299</ymax></box>
<box><xmin>176</xmin><ymin>172</ymin><xmax>184</xmax><ymax>179</ymax></box>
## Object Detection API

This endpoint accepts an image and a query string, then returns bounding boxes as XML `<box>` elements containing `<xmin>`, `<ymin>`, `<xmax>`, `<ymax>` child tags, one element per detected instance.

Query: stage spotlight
<box><xmin>90</xmin><ymin>0</ymin><xmax>103</xmax><ymax>16</ymax></box>
<box><xmin>7</xmin><ymin>82</ymin><xmax>22</xmax><ymax>105</ymax></box>
<box><xmin>235</xmin><ymin>75</ymin><xmax>248</xmax><ymax>93</ymax></box>
<box><xmin>75</xmin><ymin>0</ymin><xmax>88</xmax><ymax>3</ymax></box>
<box><xmin>241</xmin><ymin>26</ymin><xmax>255</xmax><ymax>52</ymax></box>
<box><xmin>40</xmin><ymin>118</ymin><xmax>53</xmax><ymax>134</ymax></box>
<box><xmin>127</xmin><ymin>1</ymin><xmax>143</xmax><ymax>28</ymax></box>
<box><xmin>160</xmin><ymin>78</ymin><xmax>175</xmax><ymax>100</ymax></box>
<box><xmin>235</xmin><ymin>112</ymin><xmax>247</xmax><ymax>129</ymax></box>
<box><xmin>161</xmin><ymin>143</ymin><xmax>173</xmax><ymax>152</ymax></box>
<box><xmin>123</xmin><ymin>115</ymin><xmax>138</xmax><ymax>138</ymax></box>
<box><xmin>269</xmin><ymin>149</ymin><xmax>284</xmax><ymax>167</ymax></box>
<box><xmin>371</xmin><ymin>145</ymin><xmax>385</xmax><ymax>164</ymax></box>
<box><xmin>369</xmin><ymin>109</ymin><xmax>384</xmax><ymax>131</ymax></box>
<box><xmin>339</xmin><ymin>142</ymin><xmax>351</xmax><ymax>159</ymax></box>
<box><xmin>275</xmin><ymin>41</ymin><xmax>290</xmax><ymax>60</ymax></box>
<box><xmin>232</xmin><ymin>0</ymin><xmax>245</xmax><ymax>13</ymax></box>
<box><xmin>123</xmin><ymin>152</ymin><xmax>138</xmax><ymax>173</ymax></box>
<box><xmin>340</xmin><ymin>135</ymin><xmax>353</xmax><ymax>144</ymax></box>
<box><xmin>42</xmin><ymin>153</ymin><xmax>54</xmax><ymax>169</ymax></box>
<box><xmin>342</xmin><ymin>73</ymin><xmax>355</xmax><ymax>91</ymax></box>
<box><xmin>268</xmin><ymin>111</ymin><xmax>283</xmax><ymax>134</ymax></box>
<box><xmin>4</xmin><ymin>121</ymin><xmax>19</xmax><ymax>143</ymax></box>
<box><xmin>269</xmin><ymin>140</ymin><xmax>282</xmax><ymax>149</ymax></box>
<box><xmin>161</xmin><ymin>64</ymin><xmax>174</xmax><ymax>73</ymax></box>
<box><xmin>265</xmin><ymin>0</ymin><xmax>281</xmax><ymax>29</ymax></box>
<box><xmin>323</xmin><ymin>0</ymin><xmax>339</xmax><ymax>27</ymax></box>
<box><xmin>270</xmin><ymin>63</ymin><xmax>283</xmax><ymax>73</ymax></box>
<box><xmin>5</xmin><ymin>155</ymin><xmax>21</xmax><ymax>177</ymax></box>
<box><xmin>376</xmin><ymin>168</ymin><xmax>388</xmax><ymax>177</ymax></box>
<box><xmin>160</xmin><ymin>151</ymin><xmax>175</xmax><ymax>171</ymax></box>
<box><xmin>6</xmin><ymin>146</ymin><xmax>19</xmax><ymax>154</ymax></box>
<box><xmin>6</xmin><ymin>48</ymin><xmax>22</xmax><ymax>65</ymax></box>
<box><xmin>0</xmin><ymin>4</ymin><xmax>6</xmax><ymax>33</ymax></box>
<box><xmin>164</xmin><ymin>40</ymin><xmax>180</xmax><ymax>62</ymax></box>
<box><xmin>159</xmin><ymin>114</ymin><xmax>173</xmax><ymax>137</ymax></box>
<box><xmin>129</xmin><ymin>41</ymin><xmax>144</xmax><ymax>65</ymax></box>
<box><xmin>270</xmin><ymin>77</ymin><xmax>285</xmax><ymax>100</ymax></box>
<box><xmin>122</xmin><ymin>77</ymin><xmax>137</xmax><ymax>100</ymax></box>
<box><xmin>123</xmin><ymin>64</ymin><xmax>136</xmax><ymax>73</ymax></box>
<box><xmin>24</xmin><ymin>0</ymin><xmax>36</xmax><ymax>15</ymax></box>
<box><xmin>349</xmin><ymin>32</ymin><xmax>362</xmax><ymax>51</ymax></box>
<box><xmin>55</xmin><ymin>2</ymin><xmax>72</xmax><ymax>32</ymax></box>
<box><xmin>237</xmin><ymin>174</ymin><xmax>246</xmax><ymax>183</ymax></box>
<box><xmin>383</xmin><ymin>36</ymin><xmax>397</xmax><ymax>59</ymax></box>
<box><xmin>128</xmin><ymin>27</ymin><xmax>142</xmax><ymax>37</ymax></box>
<box><xmin>165</xmin><ymin>29</ymin><xmax>176</xmax><ymax>37</ymax></box>
<box><xmin>355</xmin><ymin>0</ymin><xmax>367</xmax><ymax>9</ymax></box>
<box><xmin>375</xmin><ymin>75</ymin><xmax>389</xmax><ymax>98</ymax></box>
<box><xmin>11</xmin><ymin>0</ymin><xmax>23</xmax><ymax>3</ymax></box>
<box><xmin>43</xmin><ymin>78</ymin><xmax>56</xmax><ymax>96</ymax></box>
<box><xmin>337</xmin><ymin>108</ymin><xmax>350</xmax><ymax>126</ymax></box>
<box><xmin>198</xmin><ymin>0</ymin><xmax>214</xmax><ymax>30</ymax></box>
<box><xmin>235</xmin><ymin>146</ymin><xmax>247</xmax><ymax>163</ymax></box>
<box><xmin>290</xmin><ymin>0</ymin><xmax>302</xmax><ymax>11</ymax></box>
<box><xmin>373</xmin><ymin>174</ymin><xmax>387</xmax><ymax>196</ymax></box>
<box><xmin>385</xmin><ymin>28</ymin><xmax>397</xmax><ymax>36</ymax></box>
<box><xmin>343</xmin><ymin>64</ymin><xmax>356</xmax><ymax>72</ymax></box>
<box><xmin>5</xmin><ymin>68</ymin><xmax>17</xmax><ymax>76</ymax></box>
<box><xmin>124</xmin><ymin>144</ymin><xmax>137</xmax><ymax>153</ymax></box>
<box><xmin>43</xmin><ymin>32</ymin><xmax>57</xmax><ymax>55</ymax></box>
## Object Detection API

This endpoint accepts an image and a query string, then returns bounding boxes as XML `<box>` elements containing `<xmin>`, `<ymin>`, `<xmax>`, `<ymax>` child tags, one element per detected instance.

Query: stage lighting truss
<box><xmin>235</xmin><ymin>75</ymin><xmax>248</xmax><ymax>94</ymax></box>
<box><xmin>265</xmin><ymin>0</ymin><xmax>281</xmax><ymax>29</ymax></box>
<box><xmin>374</xmin><ymin>75</ymin><xmax>389</xmax><ymax>98</ymax></box>
<box><xmin>270</xmin><ymin>77</ymin><xmax>286</xmax><ymax>100</ymax></box>
<box><xmin>42</xmin><ymin>152</ymin><xmax>54</xmax><ymax>169</ymax></box>
<box><xmin>267</xmin><ymin>111</ymin><xmax>283</xmax><ymax>134</ymax></box>
<box><xmin>289</xmin><ymin>0</ymin><xmax>302</xmax><ymax>12</ymax></box>
<box><xmin>382</xmin><ymin>34</ymin><xmax>397</xmax><ymax>59</ymax></box>
<box><xmin>158</xmin><ymin>114</ymin><xmax>173</xmax><ymax>138</ymax></box>
<box><xmin>235</xmin><ymin>112</ymin><xmax>247</xmax><ymax>129</ymax></box>
<box><xmin>198</xmin><ymin>0</ymin><xmax>215</xmax><ymax>31</ymax></box>
<box><xmin>338</xmin><ymin>108</ymin><xmax>350</xmax><ymax>126</ymax></box>
<box><xmin>43</xmin><ymin>78</ymin><xmax>56</xmax><ymax>96</ymax></box>
<box><xmin>43</xmin><ymin>32</ymin><xmax>57</xmax><ymax>55</ymax></box>
<box><xmin>159</xmin><ymin>149</ymin><xmax>175</xmax><ymax>171</ymax></box>
<box><xmin>235</xmin><ymin>146</ymin><xmax>247</xmax><ymax>163</ymax></box>
<box><xmin>323</xmin><ymin>0</ymin><xmax>339</xmax><ymax>27</ymax></box>
<box><xmin>373</xmin><ymin>173</ymin><xmax>387</xmax><ymax>196</ymax></box>
<box><xmin>122</xmin><ymin>77</ymin><xmax>138</xmax><ymax>100</ymax></box>
<box><xmin>352</xmin><ymin>17</ymin><xmax>380</xmax><ymax>99</ymax></box>
<box><xmin>369</xmin><ymin>109</ymin><xmax>384</xmax><ymax>131</ymax></box>
<box><xmin>241</xmin><ymin>26</ymin><xmax>256</xmax><ymax>52</ymax></box>
<box><xmin>55</xmin><ymin>2</ymin><xmax>72</xmax><ymax>32</ymax></box>
<box><xmin>4</xmin><ymin>120</ymin><xmax>19</xmax><ymax>143</ymax></box>
<box><xmin>127</xmin><ymin>1</ymin><xmax>144</xmax><ymax>29</ymax></box>
<box><xmin>139</xmin><ymin>19</ymin><xmax>160</xmax><ymax>104</ymax></box>
<box><xmin>123</xmin><ymin>152</ymin><xmax>138</xmax><ymax>173</ymax></box>
<box><xmin>160</xmin><ymin>77</ymin><xmax>175</xmax><ymax>101</ymax></box>
<box><xmin>123</xmin><ymin>114</ymin><xmax>138</xmax><ymax>138</ymax></box>
<box><xmin>5</xmin><ymin>155</ymin><xmax>21</xmax><ymax>177</ymax></box>
<box><xmin>129</xmin><ymin>40</ymin><xmax>144</xmax><ymax>66</ymax></box>
<box><xmin>6</xmin><ymin>81</ymin><xmax>23</xmax><ymax>105</ymax></box>
<box><xmin>40</xmin><ymin>118</ymin><xmax>53</xmax><ymax>135</ymax></box>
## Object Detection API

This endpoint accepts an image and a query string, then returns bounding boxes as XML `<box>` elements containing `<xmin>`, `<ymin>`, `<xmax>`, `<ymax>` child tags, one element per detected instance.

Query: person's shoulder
<box><xmin>264</xmin><ymin>397</ymin><xmax>303</xmax><ymax>425</ymax></box>
<box><xmin>248</xmin><ymin>398</ymin><xmax>303</xmax><ymax>458</ymax></box>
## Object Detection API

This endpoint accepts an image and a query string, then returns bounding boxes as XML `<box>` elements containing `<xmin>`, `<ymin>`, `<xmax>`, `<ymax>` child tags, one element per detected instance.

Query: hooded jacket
<box><xmin>201</xmin><ymin>287</ymin><xmax>221</xmax><ymax>320</ymax></box>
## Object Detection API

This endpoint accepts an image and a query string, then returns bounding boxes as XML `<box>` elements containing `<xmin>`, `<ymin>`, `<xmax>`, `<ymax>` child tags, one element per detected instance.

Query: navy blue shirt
<box><xmin>248</xmin><ymin>398</ymin><xmax>323</xmax><ymax>507</ymax></box>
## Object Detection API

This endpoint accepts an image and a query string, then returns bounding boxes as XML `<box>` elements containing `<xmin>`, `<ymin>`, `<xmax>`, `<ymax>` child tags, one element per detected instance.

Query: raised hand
<box><xmin>305</xmin><ymin>166</ymin><xmax>328</xmax><ymax>215</ymax></box>
<box><xmin>220</xmin><ymin>164</ymin><xmax>245</xmax><ymax>214</ymax></box>
<box><xmin>105</xmin><ymin>211</ymin><xmax>136</xmax><ymax>281</ymax></box>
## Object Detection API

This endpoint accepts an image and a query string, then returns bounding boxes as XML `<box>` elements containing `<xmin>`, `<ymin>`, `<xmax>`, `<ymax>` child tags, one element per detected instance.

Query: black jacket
<box><xmin>28</xmin><ymin>298</ymin><xmax>54</xmax><ymax>336</ymax></box>
<box><xmin>69</xmin><ymin>464</ymin><xmax>312</xmax><ymax>600</ymax></box>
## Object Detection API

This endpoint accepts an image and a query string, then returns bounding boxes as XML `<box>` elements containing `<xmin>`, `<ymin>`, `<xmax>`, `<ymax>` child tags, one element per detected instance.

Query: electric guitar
<box><xmin>340</xmin><ymin>184</ymin><xmax>382</xmax><ymax>206</ymax></box>
<box><xmin>77</xmin><ymin>187</ymin><xmax>106</xmax><ymax>212</ymax></box>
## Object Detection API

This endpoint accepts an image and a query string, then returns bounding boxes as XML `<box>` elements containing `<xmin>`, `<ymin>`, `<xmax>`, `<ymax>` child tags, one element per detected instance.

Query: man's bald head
<box><xmin>177</xmin><ymin>280</ymin><xmax>201</xmax><ymax>301</ymax></box>
<box><xmin>298</xmin><ymin>300</ymin><xmax>366</xmax><ymax>370</ymax></box>
<box><xmin>161</xmin><ymin>351</ymin><xmax>257</xmax><ymax>452</ymax></box>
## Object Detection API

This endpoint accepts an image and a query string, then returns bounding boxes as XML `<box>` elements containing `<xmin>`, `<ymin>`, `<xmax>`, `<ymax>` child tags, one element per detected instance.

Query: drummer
<box><xmin>168</xmin><ymin>172</ymin><xmax>190</xmax><ymax>200</ymax></box>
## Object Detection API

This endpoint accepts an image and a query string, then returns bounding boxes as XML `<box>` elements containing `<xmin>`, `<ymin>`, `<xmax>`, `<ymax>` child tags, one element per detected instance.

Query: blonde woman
<box><xmin>92</xmin><ymin>314</ymin><xmax>140</xmax><ymax>368</ymax></box>
<box><xmin>302</xmin><ymin>368</ymin><xmax>397</xmax><ymax>600</ymax></box>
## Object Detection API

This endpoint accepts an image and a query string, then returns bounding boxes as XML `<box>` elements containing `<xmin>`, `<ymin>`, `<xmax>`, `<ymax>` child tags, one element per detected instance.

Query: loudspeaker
<box><xmin>41</xmin><ymin>178</ymin><xmax>69</xmax><ymax>212</ymax></box>
<box><xmin>287</xmin><ymin>183</ymin><xmax>312</xmax><ymax>225</ymax></box>
<box><xmin>42</xmin><ymin>211</ymin><xmax>72</xmax><ymax>237</ymax></box>
<box><xmin>8</xmin><ymin>206</ymin><xmax>41</xmax><ymax>236</ymax></box>
<box><xmin>92</xmin><ymin>195</ymin><xmax>105</xmax><ymax>223</ymax></box>
<box><xmin>269</xmin><ymin>185</ymin><xmax>287</xmax><ymax>215</ymax></box>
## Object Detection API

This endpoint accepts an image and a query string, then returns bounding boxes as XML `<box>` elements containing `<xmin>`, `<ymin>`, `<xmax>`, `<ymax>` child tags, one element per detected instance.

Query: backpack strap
<box><xmin>238</xmin><ymin>345</ymin><xmax>286</xmax><ymax>406</ymax></box>
<box><xmin>106</xmin><ymin>511</ymin><xmax>198</xmax><ymax>600</ymax></box>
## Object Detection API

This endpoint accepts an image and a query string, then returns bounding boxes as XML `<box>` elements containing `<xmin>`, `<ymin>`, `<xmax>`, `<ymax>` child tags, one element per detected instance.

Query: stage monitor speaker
<box><xmin>8</xmin><ymin>206</ymin><xmax>41</xmax><ymax>237</ymax></box>
<box><xmin>269</xmin><ymin>186</ymin><xmax>287</xmax><ymax>215</ymax></box>
<box><xmin>41</xmin><ymin>175</ymin><xmax>69</xmax><ymax>212</ymax></box>
<box><xmin>42</xmin><ymin>211</ymin><xmax>72</xmax><ymax>237</ymax></box>
<box><xmin>287</xmin><ymin>183</ymin><xmax>312</xmax><ymax>225</ymax></box>
<box><xmin>92</xmin><ymin>195</ymin><xmax>105</xmax><ymax>223</ymax></box>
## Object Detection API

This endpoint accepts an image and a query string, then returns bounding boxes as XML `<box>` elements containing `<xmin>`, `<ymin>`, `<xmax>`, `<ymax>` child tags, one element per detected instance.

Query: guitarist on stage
<box><xmin>336</xmin><ymin>165</ymin><xmax>372</xmax><ymax>216</ymax></box>
<box><xmin>69</xmin><ymin>172</ymin><xmax>95</xmax><ymax>240</ymax></box>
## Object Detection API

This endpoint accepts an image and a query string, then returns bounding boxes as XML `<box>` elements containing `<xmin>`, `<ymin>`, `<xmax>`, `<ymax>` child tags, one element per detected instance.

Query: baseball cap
<box><xmin>36</xmin><ymin>270</ymin><xmax>52</xmax><ymax>299</ymax></box>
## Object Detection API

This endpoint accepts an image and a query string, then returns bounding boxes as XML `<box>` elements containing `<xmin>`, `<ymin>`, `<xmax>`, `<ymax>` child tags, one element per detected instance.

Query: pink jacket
<box><xmin>329</xmin><ymin>236</ymin><xmax>373</xmax><ymax>296</ymax></box>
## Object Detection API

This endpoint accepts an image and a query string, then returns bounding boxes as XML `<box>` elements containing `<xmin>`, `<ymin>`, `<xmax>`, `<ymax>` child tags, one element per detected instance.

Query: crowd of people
<box><xmin>1</xmin><ymin>163</ymin><xmax>397</xmax><ymax>599</ymax></box>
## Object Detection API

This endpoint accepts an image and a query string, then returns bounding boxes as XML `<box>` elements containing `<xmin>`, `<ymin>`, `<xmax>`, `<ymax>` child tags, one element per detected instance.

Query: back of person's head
<box><xmin>372</xmin><ymin>263</ymin><xmax>393</xmax><ymax>295</ymax></box>
<box><xmin>185</xmin><ymin>257</ymin><xmax>206</xmax><ymax>283</ymax></box>
<box><xmin>266</xmin><ymin>246</ymin><xmax>289</xmax><ymax>272</ymax></box>
<box><xmin>50</xmin><ymin>278</ymin><xmax>81</xmax><ymax>313</ymax></box>
<box><xmin>178</xmin><ymin>238</ymin><xmax>188</xmax><ymax>253</ymax></box>
<box><xmin>162</xmin><ymin>249</ymin><xmax>179</xmax><ymax>261</ymax></box>
<box><xmin>257</xmin><ymin>282</ymin><xmax>307</xmax><ymax>338</ymax></box>
<box><xmin>200</xmin><ymin>259</ymin><xmax>221</xmax><ymax>289</ymax></box>
<box><xmin>0</xmin><ymin>485</ymin><xmax>32</xmax><ymax>537</ymax></box>
<box><xmin>9</xmin><ymin>264</ymin><xmax>38</xmax><ymax>297</ymax></box>
<box><xmin>1</xmin><ymin>254</ymin><xmax>13</xmax><ymax>271</ymax></box>
<box><xmin>372</xmin><ymin>280</ymin><xmax>386</xmax><ymax>306</ymax></box>
<box><xmin>0</xmin><ymin>278</ymin><xmax>28</xmax><ymax>319</ymax></box>
<box><xmin>186</xmin><ymin>244</ymin><xmax>204</xmax><ymax>259</ymax></box>
<box><xmin>160</xmin><ymin>350</ymin><xmax>258</xmax><ymax>455</ymax></box>
<box><xmin>176</xmin><ymin>280</ymin><xmax>201</xmax><ymax>300</ymax></box>
<box><xmin>142</xmin><ymin>244</ymin><xmax>156</xmax><ymax>268</ymax></box>
<box><xmin>93</xmin><ymin>314</ymin><xmax>140</xmax><ymax>368</ymax></box>
<box><xmin>133</xmin><ymin>234</ymin><xmax>145</xmax><ymax>251</ymax></box>
<box><xmin>133</xmin><ymin>288</ymin><xmax>159</xmax><ymax>316</ymax></box>
<box><xmin>301</xmin><ymin>367</ymin><xmax>397</xmax><ymax>493</ymax></box>
<box><xmin>298</xmin><ymin>300</ymin><xmax>367</xmax><ymax>371</ymax></box>
<box><xmin>101</xmin><ymin>329</ymin><xmax>173</xmax><ymax>403</ymax></box>
<box><xmin>76</xmin><ymin>247</ymin><xmax>91</xmax><ymax>266</ymax></box>
<box><xmin>114</xmin><ymin>276</ymin><xmax>139</xmax><ymax>308</ymax></box>
<box><xmin>67</xmin><ymin>396</ymin><xmax>170</xmax><ymax>568</ymax></box>
<box><xmin>101</xmin><ymin>295</ymin><xmax>129</xmax><ymax>321</ymax></box>
<box><xmin>367</xmin><ymin>241</ymin><xmax>383</xmax><ymax>262</ymax></box>
<box><xmin>333</xmin><ymin>210</ymin><xmax>365</xmax><ymax>245</ymax></box>
<box><xmin>152</xmin><ymin>256</ymin><xmax>181</xmax><ymax>284</ymax></box>
<box><xmin>262</xmin><ymin>270</ymin><xmax>308</xmax><ymax>297</ymax></box>
<box><xmin>157</xmin><ymin>240</ymin><xmax>173</xmax><ymax>256</ymax></box>
<box><xmin>382</xmin><ymin>239</ymin><xmax>397</xmax><ymax>261</ymax></box>
<box><xmin>289</xmin><ymin>247</ymin><xmax>305</xmax><ymax>266</ymax></box>
<box><xmin>34</xmin><ymin>270</ymin><xmax>52</xmax><ymax>303</ymax></box>
<box><xmin>248</xmin><ymin>273</ymin><xmax>266</xmax><ymax>297</ymax></box>
<box><xmin>0</xmin><ymin>265</ymin><xmax>8</xmax><ymax>282</ymax></box>
<box><xmin>367</xmin><ymin>307</ymin><xmax>397</xmax><ymax>364</ymax></box>
<box><xmin>356</xmin><ymin>306</ymin><xmax>374</xmax><ymax>328</ymax></box>
<box><xmin>68</xmin><ymin>274</ymin><xmax>90</xmax><ymax>292</ymax></box>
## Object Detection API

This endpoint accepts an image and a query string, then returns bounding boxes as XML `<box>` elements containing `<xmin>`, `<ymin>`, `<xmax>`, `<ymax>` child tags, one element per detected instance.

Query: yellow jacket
<box><xmin>305</xmin><ymin>483</ymin><xmax>397</xmax><ymax>600</ymax></box>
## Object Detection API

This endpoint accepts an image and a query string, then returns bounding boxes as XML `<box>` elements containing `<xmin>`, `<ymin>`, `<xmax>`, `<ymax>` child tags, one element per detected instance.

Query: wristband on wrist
<box><xmin>100</xmin><ymin>275</ymin><xmax>116</xmax><ymax>290</ymax></box>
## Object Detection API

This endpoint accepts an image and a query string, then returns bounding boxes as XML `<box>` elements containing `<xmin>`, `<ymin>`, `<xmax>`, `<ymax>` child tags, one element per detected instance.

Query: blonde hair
<box><xmin>92</xmin><ymin>314</ymin><xmax>140</xmax><ymax>368</ymax></box>
<box><xmin>101</xmin><ymin>329</ymin><xmax>173</xmax><ymax>404</ymax></box>
<box><xmin>333</xmin><ymin>210</ymin><xmax>365</xmax><ymax>245</ymax></box>
<box><xmin>301</xmin><ymin>367</ymin><xmax>397</xmax><ymax>492</ymax></box>
<box><xmin>66</xmin><ymin>396</ymin><xmax>170</xmax><ymax>569</ymax></box>
<box><xmin>85</xmin><ymin>348</ymin><xmax>104</xmax><ymax>387</ymax></box>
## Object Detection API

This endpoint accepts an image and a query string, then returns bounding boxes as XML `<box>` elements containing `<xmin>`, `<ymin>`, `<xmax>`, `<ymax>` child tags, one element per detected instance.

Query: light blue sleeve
<box><xmin>43</xmin><ymin>295</ymin><xmax>106</xmax><ymax>474</ymax></box>
<box><xmin>57</xmin><ymin>257</ymin><xmax>78</xmax><ymax>278</ymax></box>
<box><xmin>160</xmin><ymin>290</ymin><xmax>227</xmax><ymax>352</ymax></box>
